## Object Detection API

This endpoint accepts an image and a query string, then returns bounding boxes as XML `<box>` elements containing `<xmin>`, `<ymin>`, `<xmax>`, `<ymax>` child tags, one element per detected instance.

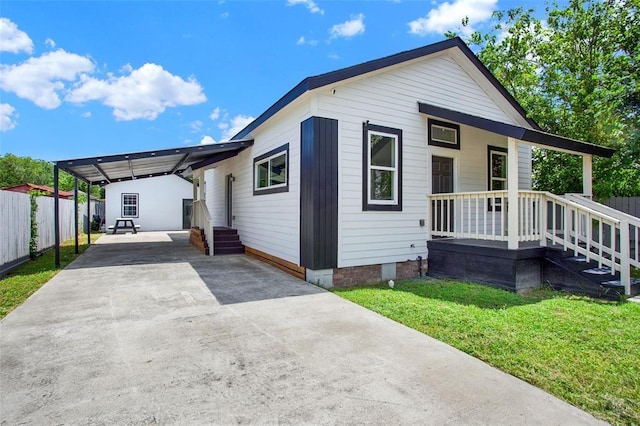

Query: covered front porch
<box><xmin>420</xmin><ymin>104</ymin><xmax>638</xmax><ymax>296</ymax></box>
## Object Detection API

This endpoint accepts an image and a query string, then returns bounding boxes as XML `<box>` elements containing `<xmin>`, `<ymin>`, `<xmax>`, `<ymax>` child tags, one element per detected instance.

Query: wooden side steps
<box><xmin>213</xmin><ymin>227</ymin><xmax>245</xmax><ymax>255</ymax></box>
<box><xmin>189</xmin><ymin>227</ymin><xmax>209</xmax><ymax>255</ymax></box>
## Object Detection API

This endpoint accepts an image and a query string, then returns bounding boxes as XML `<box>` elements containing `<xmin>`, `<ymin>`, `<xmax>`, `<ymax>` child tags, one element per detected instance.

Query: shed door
<box><xmin>182</xmin><ymin>199</ymin><xmax>193</xmax><ymax>230</ymax></box>
<box><xmin>431</xmin><ymin>156</ymin><xmax>454</xmax><ymax>232</ymax></box>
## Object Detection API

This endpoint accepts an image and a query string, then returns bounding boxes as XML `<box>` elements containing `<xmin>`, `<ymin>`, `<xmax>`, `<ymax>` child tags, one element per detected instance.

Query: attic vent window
<box><xmin>428</xmin><ymin>119</ymin><xmax>460</xmax><ymax>149</ymax></box>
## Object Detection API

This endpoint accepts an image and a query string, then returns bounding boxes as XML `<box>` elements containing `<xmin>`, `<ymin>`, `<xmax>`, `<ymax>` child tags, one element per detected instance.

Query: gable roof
<box><xmin>232</xmin><ymin>37</ymin><xmax>540</xmax><ymax>141</ymax></box>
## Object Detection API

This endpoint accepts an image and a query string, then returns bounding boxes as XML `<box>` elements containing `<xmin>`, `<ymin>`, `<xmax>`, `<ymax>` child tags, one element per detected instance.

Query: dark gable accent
<box><xmin>300</xmin><ymin>117</ymin><xmax>338</xmax><ymax>270</ymax></box>
<box><xmin>232</xmin><ymin>37</ymin><xmax>539</xmax><ymax>141</ymax></box>
<box><xmin>428</xmin><ymin>118</ymin><xmax>461</xmax><ymax>149</ymax></box>
<box><xmin>252</xmin><ymin>143</ymin><xmax>289</xmax><ymax>196</ymax></box>
<box><xmin>362</xmin><ymin>123</ymin><xmax>403</xmax><ymax>212</ymax></box>
<box><xmin>418</xmin><ymin>102</ymin><xmax>615</xmax><ymax>158</ymax></box>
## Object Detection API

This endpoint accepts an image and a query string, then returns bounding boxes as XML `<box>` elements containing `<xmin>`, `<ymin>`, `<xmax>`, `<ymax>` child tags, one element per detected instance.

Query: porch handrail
<box><xmin>193</xmin><ymin>199</ymin><xmax>213</xmax><ymax>256</ymax></box>
<box><xmin>565</xmin><ymin>194</ymin><xmax>640</xmax><ymax>226</ymax></box>
<box><xmin>427</xmin><ymin>190</ymin><xmax>636</xmax><ymax>295</ymax></box>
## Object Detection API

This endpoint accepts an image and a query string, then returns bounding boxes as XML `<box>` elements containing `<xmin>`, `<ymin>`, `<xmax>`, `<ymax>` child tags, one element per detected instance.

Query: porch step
<box><xmin>542</xmin><ymin>247</ymin><xmax>639</xmax><ymax>299</ymax></box>
<box><xmin>213</xmin><ymin>227</ymin><xmax>244</xmax><ymax>255</ymax></box>
<box><xmin>189</xmin><ymin>227</ymin><xmax>209</xmax><ymax>256</ymax></box>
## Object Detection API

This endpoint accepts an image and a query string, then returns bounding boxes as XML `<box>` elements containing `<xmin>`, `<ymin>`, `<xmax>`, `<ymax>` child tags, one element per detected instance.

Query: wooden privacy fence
<box><xmin>606</xmin><ymin>197</ymin><xmax>640</xmax><ymax>219</ymax></box>
<box><xmin>0</xmin><ymin>190</ymin><xmax>95</xmax><ymax>275</ymax></box>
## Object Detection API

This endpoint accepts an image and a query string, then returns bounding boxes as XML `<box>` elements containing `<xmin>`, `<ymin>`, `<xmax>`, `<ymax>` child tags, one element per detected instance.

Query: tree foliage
<box><xmin>0</xmin><ymin>153</ymin><xmax>103</xmax><ymax>198</ymax></box>
<box><xmin>454</xmin><ymin>0</ymin><xmax>640</xmax><ymax>199</ymax></box>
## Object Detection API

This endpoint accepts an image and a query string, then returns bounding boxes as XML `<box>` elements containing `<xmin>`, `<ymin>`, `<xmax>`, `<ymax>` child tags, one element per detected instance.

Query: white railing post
<box><xmin>620</xmin><ymin>220</ymin><xmax>631</xmax><ymax>295</ymax></box>
<box><xmin>539</xmin><ymin>195</ymin><xmax>548</xmax><ymax>247</ymax></box>
<box><xmin>507</xmin><ymin>138</ymin><xmax>519</xmax><ymax>249</ymax></box>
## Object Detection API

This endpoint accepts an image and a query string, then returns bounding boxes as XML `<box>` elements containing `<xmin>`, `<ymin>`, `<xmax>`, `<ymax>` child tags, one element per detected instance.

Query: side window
<box><xmin>428</xmin><ymin>119</ymin><xmax>460</xmax><ymax>149</ymax></box>
<box><xmin>122</xmin><ymin>193</ymin><xmax>139</xmax><ymax>217</ymax></box>
<box><xmin>253</xmin><ymin>144</ymin><xmax>289</xmax><ymax>195</ymax></box>
<box><xmin>363</xmin><ymin>123</ymin><xmax>402</xmax><ymax>211</ymax></box>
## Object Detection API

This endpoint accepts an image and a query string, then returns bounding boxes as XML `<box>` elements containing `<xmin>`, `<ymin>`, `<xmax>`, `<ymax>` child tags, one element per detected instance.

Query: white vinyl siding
<box><xmin>205</xmin><ymin>100</ymin><xmax>309</xmax><ymax>265</ymax></box>
<box><xmin>315</xmin><ymin>51</ymin><xmax>532</xmax><ymax>268</ymax></box>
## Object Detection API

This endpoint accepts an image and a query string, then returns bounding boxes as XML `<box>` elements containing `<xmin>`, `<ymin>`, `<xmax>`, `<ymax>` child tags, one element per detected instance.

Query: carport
<box><xmin>52</xmin><ymin>139</ymin><xmax>253</xmax><ymax>267</ymax></box>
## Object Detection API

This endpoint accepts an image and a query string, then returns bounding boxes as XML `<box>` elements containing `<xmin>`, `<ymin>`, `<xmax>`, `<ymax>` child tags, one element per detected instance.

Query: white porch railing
<box><xmin>428</xmin><ymin>190</ymin><xmax>639</xmax><ymax>295</ymax></box>
<box><xmin>193</xmin><ymin>199</ymin><xmax>213</xmax><ymax>256</ymax></box>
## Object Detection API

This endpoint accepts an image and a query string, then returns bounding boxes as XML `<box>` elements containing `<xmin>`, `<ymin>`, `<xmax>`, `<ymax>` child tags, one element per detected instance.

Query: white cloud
<box><xmin>0</xmin><ymin>18</ymin><xmax>33</xmax><ymax>54</ymax></box>
<box><xmin>45</xmin><ymin>38</ymin><xmax>56</xmax><ymax>48</ymax></box>
<box><xmin>200</xmin><ymin>135</ymin><xmax>216</xmax><ymax>145</ymax></box>
<box><xmin>328</xmin><ymin>53</ymin><xmax>340</xmax><ymax>60</ymax></box>
<box><xmin>190</xmin><ymin>120</ymin><xmax>203</xmax><ymax>132</ymax></box>
<box><xmin>330</xmin><ymin>14</ymin><xmax>365</xmax><ymax>39</ymax></box>
<box><xmin>82</xmin><ymin>111</ymin><xmax>91</xmax><ymax>118</ymax></box>
<box><xmin>209</xmin><ymin>106</ymin><xmax>221</xmax><ymax>120</ymax></box>
<box><xmin>218</xmin><ymin>114</ymin><xmax>255</xmax><ymax>141</ymax></box>
<box><xmin>119</xmin><ymin>63</ymin><xmax>133</xmax><ymax>73</ymax></box>
<box><xmin>296</xmin><ymin>36</ymin><xmax>318</xmax><ymax>46</ymax></box>
<box><xmin>0</xmin><ymin>49</ymin><xmax>94</xmax><ymax>109</ymax></box>
<box><xmin>66</xmin><ymin>63</ymin><xmax>206</xmax><ymax>121</ymax></box>
<box><xmin>220</xmin><ymin>12</ymin><xmax>230</xmax><ymax>19</ymax></box>
<box><xmin>0</xmin><ymin>103</ymin><xmax>17</xmax><ymax>132</ymax></box>
<box><xmin>287</xmin><ymin>0</ymin><xmax>324</xmax><ymax>15</ymax></box>
<box><xmin>408</xmin><ymin>0</ymin><xmax>497</xmax><ymax>36</ymax></box>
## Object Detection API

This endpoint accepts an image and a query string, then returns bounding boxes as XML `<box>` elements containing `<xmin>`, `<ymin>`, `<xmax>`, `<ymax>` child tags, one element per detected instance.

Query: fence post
<box><xmin>54</xmin><ymin>164</ymin><xmax>60</xmax><ymax>268</ymax></box>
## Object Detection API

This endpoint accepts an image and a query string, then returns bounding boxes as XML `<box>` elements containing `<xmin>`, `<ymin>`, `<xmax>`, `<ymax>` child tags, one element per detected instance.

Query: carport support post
<box><xmin>87</xmin><ymin>182</ymin><xmax>91</xmax><ymax>245</ymax></box>
<box><xmin>54</xmin><ymin>164</ymin><xmax>61</xmax><ymax>268</ymax></box>
<box><xmin>74</xmin><ymin>178</ymin><xmax>79</xmax><ymax>254</ymax></box>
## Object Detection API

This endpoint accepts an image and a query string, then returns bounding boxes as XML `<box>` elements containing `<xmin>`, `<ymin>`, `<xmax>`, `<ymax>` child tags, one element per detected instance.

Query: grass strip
<box><xmin>0</xmin><ymin>234</ymin><xmax>102</xmax><ymax>319</ymax></box>
<box><xmin>334</xmin><ymin>280</ymin><xmax>640</xmax><ymax>425</ymax></box>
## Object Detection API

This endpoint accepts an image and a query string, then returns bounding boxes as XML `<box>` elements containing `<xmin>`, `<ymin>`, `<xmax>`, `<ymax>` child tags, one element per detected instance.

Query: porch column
<box><xmin>583</xmin><ymin>154</ymin><xmax>593</xmax><ymax>197</ymax></box>
<box><xmin>507</xmin><ymin>137</ymin><xmax>520</xmax><ymax>250</ymax></box>
<box><xmin>192</xmin><ymin>175</ymin><xmax>198</xmax><ymax>227</ymax></box>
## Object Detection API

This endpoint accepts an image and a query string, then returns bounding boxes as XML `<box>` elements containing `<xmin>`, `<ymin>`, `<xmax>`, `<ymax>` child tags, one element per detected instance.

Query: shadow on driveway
<box><xmin>65</xmin><ymin>231</ymin><xmax>323</xmax><ymax>305</ymax></box>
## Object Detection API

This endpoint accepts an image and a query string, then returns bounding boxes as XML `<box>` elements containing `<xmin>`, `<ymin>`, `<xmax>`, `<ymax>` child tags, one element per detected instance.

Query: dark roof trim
<box><xmin>185</xmin><ymin>144</ymin><xmax>253</xmax><ymax>175</ymax></box>
<box><xmin>418</xmin><ymin>102</ymin><xmax>614</xmax><ymax>158</ymax></box>
<box><xmin>55</xmin><ymin>139</ymin><xmax>254</xmax><ymax>168</ymax></box>
<box><xmin>93</xmin><ymin>164</ymin><xmax>112</xmax><ymax>184</ymax></box>
<box><xmin>232</xmin><ymin>37</ymin><xmax>539</xmax><ymax>140</ymax></box>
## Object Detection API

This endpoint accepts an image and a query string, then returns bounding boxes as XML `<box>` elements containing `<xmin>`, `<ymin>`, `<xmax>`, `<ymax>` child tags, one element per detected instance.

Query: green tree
<box><xmin>0</xmin><ymin>153</ymin><xmax>104</xmax><ymax>198</ymax></box>
<box><xmin>454</xmin><ymin>0</ymin><xmax>640</xmax><ymax>199</ymax></box>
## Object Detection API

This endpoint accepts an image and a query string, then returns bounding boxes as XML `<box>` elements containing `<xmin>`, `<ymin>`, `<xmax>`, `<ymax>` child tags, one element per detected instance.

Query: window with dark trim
<box><xmin>362</xmin><ymin>123</ymin><xmax>402</xmax><ymax>211</ymax></box>
<box><xmin>428</xmin><ymin>119</ymin><xmax>460</xmax><ymax>149</ymax></box>
<box><xmin>487</xmin><ymin>146</ymin><xmax>507</xmax><ymax>211</ymax></box>
<box><xmin>121</xmin><ymin>193</ymin><xmax>139</xmax><ymax>218</ymax></box>
<box><xmin>253</xmin><ymin>143</ymin><xmax>289</xmax><ymax>195</ymax></box>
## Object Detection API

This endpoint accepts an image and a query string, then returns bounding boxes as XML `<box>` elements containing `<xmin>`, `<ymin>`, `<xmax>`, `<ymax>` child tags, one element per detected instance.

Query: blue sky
<box><xmin>1</xmin><ymin>0</ymin><xmax>544</xmax><ymax>162</ymax></box>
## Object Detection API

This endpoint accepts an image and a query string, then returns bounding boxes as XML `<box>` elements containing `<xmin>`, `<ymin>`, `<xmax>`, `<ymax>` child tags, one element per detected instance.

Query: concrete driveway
<box><xmin>1</xmin><ymin>231</ymin><xmax>604</xmax><ymax>425</ymax></box>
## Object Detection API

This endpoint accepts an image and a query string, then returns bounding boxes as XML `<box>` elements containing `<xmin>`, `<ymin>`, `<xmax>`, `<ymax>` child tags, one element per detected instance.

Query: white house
<box><xmin>105</xmin><ymin>175</ymin><xmax>193</xmax><ymax>231</ymax></box>
<box><xmin>186</xmin><ymin>37</ymin><xmax>639</xmax><ymax>295</ymax></box>
<box><xmin>55</xmin><ymin>37</ymin><xmax>636</xmax><ymax>295</ymax></box>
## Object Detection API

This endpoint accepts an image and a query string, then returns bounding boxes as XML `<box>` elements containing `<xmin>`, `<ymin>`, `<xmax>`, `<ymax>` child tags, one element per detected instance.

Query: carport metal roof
<box><xmin>54</xmin><ymin>139</ymin><xmax>254</xmax><ymax>185</ymax></box>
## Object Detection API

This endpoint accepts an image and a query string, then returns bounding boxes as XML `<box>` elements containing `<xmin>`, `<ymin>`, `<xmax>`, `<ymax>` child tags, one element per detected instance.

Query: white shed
<box><xmin>104</xmin><ymin>175</ymin><xmax>193</xmax><ymax>231</ymax></box>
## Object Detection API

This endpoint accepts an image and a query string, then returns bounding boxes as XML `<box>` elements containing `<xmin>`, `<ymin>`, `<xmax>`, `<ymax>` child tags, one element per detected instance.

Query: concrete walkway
<box><xmin>1</xmin><ymin>232</ymin><xmax>605</xmax><ymax>425</ymax></box>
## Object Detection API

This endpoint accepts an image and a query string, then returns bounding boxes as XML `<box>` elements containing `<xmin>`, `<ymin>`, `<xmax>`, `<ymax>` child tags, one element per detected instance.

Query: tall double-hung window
<box><xmin>363</xmin><ymin>123</ymin><xmax>402</xmax><ymax>211</ymax></box>
<box><xmin>488</xmin><ymin>146</ymin><xmax>507</xmax><ymax>211</ymax></box>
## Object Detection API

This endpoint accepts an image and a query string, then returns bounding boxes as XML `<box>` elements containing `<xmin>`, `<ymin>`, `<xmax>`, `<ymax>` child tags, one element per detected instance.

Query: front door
<box><xmin>431</xmin><ymin>156</ymin><xmax>454</xmax><ymax>232</ymax></box>
<box><xmin>225</xmin><ymin>174</ymin><xmax>233</xmax><ymax>227</ymax></box>
<box><xmin>182</xmin><ymin>199</ymin><xmax>193</xmax><ymax>229</ymax></box>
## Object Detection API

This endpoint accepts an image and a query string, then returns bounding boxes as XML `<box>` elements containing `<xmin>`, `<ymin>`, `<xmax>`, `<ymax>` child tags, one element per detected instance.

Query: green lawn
<box><xmin>0</xmin><ymin>234</ymin><xmax>101</xmax><ymax>319</ymax></box>
<box><xmin>333</xmin><ymin>280</ymin><xmax>640</xmax><ymax>425</ymax></box>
